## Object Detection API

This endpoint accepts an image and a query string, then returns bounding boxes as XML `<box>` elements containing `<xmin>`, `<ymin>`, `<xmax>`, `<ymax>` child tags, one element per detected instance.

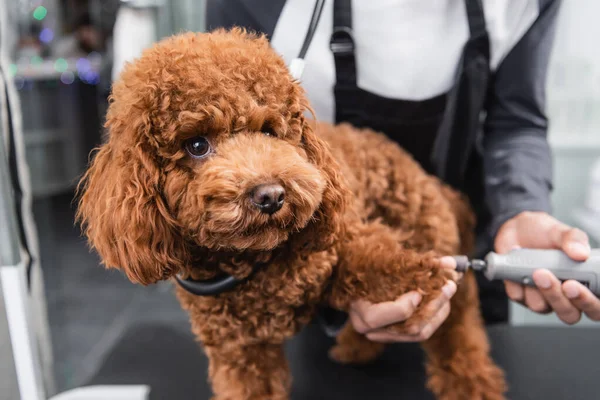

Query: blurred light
<box><xmin>76</xmin><ymin>58</ymin><xmax>91</xmax><ymax>73</ymax></box>
<box><xmin>33</xmin><ymin>6</ymin><xmax>47</xmax><ymax>21</ymax></box>
<box><xmin>9</xmin><ymin>64</ymin><xmax>17</xmax><ymax>77</ymax></box>
<box><xmin>60</xmin><ymin>71</ymin><xmax>75</xmax><ymax>85</ymax></box>
<box><xmin>80</xmin><ymin>70</ymin><xmax>99</xmax><ymax>85</ymax></box>
<box><xmin>39</xmin><ymin>28</ymin><xmax>54</xmax><ymax>43</ymax></box>
<box><xmin>54</xmin><ymin>58</ymin><xmax>68</xmax><ymax>72</ymax></box>
<box><xmin>31</xmin><ymin>56</ymin><xmax>43</xmax><ymax>65</ymax></box>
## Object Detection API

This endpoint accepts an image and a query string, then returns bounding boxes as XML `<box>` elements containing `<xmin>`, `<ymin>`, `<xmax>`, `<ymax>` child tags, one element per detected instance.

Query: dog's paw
<box><xmin>328</xmin><ymin>342</ymin><xmax>383</xmax><ymax>365</ymax></box>
<box><xmin>410</xmin><ymin>256</ymin><xmax>456</xmax><ymax>291</ymax></box>
<box><xmin>427</xmin><ymin>363</ymin><xmax>507</xmax><ymax>400</ymax></box>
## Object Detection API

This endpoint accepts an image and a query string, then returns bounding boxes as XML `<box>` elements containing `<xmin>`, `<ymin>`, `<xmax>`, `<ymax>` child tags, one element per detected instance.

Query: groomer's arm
<box><xmin>483</xmin><ymin>0</ymin><xmax>600</xmax><ymax>324</ymax></box>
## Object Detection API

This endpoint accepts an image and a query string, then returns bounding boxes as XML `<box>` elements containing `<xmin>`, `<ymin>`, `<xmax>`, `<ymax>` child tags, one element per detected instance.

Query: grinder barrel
<box><xmin>481</xmin><ymin>249</ymin><xmax>600</xmax><ymax>296</ymax></box>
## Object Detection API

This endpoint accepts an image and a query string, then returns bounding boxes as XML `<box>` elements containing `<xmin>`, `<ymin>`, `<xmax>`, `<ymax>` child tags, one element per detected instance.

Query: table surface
<box><xmin>88</xmin><ymin>321</ymin><xmax>600</xmax><ymax>400</ymax></box>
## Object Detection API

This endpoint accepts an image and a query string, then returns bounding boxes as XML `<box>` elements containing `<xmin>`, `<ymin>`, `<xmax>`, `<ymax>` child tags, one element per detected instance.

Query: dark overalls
<box><xmin>327</xmin><ymin>0</ymin><xmax>508</xmax><ymax>324</ymax></box>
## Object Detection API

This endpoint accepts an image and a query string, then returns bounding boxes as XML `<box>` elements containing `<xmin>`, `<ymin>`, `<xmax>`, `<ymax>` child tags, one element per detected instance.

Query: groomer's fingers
<box><xmin>420</xmin><ymin>281</ymin><xmax>456</xmax><ymax>319</ymax></box>
<box><xmin>350</xmin><ymin>292</ymin><xmax>422</xmax><ymax>334</ymax></box>
<box><xmin>439</xmin><ymin>256</ymin><xmax>457</xmax><ymax>269</ymax></box>
<box><xmin>366</xmin><ymin>302</ymin><xmax>451</xmax><ymax>343</ymax></box>
<box><xmin>414</xmin><ymin>301</ymin><xmax>451</xmax><ymax>341</ymax></box>
<box><xmin>438</xmin><ymin>256</ymin><xmax>463</xmax><ymax>282</ymax></box>
<box><xmin>356</xmin><ymin>281</ymin><xmax>455</xmax><ymax>343</ymax></box>
<box><xmin>504</xmin><ymin>281</ymin><xmax>525</xmax><ymax>303</ymax></box>
<box><xmin>563</xmin><ymin>280</ymin><xmax>600</xmax><ymax>321</ymax></box>
<box><xmin>366</xmin><ymin>281</ymin><xmax>456</xmax><ymax>343</ymax></box>
<box><xmin>523</xmin><ymin>285</ymin><xmax>552</xmax><ymax>314</ymax></box>
<box><xmin>551</xmin><ymin>225</ymin><xmax>590</xmax><ymax>261</ymax></box>
<box><xmin>533</xmin><ymin>269</ymin><xmax>581</xmax><ymax>324</ymax></box>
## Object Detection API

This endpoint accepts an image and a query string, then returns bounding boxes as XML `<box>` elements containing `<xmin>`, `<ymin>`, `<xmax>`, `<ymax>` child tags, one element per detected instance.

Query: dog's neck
<box><xmin>176</xmin><ymin>237</ymin><xmax>329</xmax><ymax>297</ymax></box>
<box><xmin>185</xmin><ymin>246</ymin><xmax>291</xmax><ymax>281</ymax></box>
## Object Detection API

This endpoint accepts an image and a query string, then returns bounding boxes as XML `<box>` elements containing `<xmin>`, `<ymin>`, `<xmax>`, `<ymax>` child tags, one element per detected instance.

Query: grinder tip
<box><xmin>451</xmin><ymin>256</ymin><xmax>487</xmax><ymax>273</ymax></box>
<box><xmin>453</xmin><ymin>255</ymin><xmax>471</xmax><ymax>272</ymax></box>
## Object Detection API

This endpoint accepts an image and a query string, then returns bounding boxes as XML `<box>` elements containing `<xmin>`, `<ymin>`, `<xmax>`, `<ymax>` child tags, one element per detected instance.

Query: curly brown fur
<box><xmin>76</xmin><ymin>28</ymin><xmax>506</xmax><ymax>400</ymax></box>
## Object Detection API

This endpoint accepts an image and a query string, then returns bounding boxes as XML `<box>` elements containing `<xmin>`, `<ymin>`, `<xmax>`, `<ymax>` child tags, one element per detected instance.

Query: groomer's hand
<box><xmin>495</xmin><ymin>211</ymin><xmax>600</xmax><ymax>324</ymax></box>
<box><xmin>349</xmin><ymin>258</ymin><xmax>459</xmax><ymax>342</ymax></box>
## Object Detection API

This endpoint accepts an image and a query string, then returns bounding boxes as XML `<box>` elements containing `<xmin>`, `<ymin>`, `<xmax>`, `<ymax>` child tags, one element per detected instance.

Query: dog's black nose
<box><xmin>250</xmin><ymin>184</ymin><xmax>285</xmax><ymax>214</ymax></box>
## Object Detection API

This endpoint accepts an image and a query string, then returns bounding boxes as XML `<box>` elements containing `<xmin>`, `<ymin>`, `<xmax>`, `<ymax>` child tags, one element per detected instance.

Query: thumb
<box><xmin>554</xmin><ymin>226</ymin><xmax>590</xmax><ymax>261</ymax></box>
<box><xmin>494</xmin><ymin>221</ymin><xmax>520</xmax><ymax>254</ymax></box>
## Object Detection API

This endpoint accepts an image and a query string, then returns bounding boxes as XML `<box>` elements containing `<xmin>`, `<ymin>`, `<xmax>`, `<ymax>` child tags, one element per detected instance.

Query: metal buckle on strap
<box><xmin>329</xmin><ymin>27</ymin><xmax>355</xmax><ymax>55</ymax></box>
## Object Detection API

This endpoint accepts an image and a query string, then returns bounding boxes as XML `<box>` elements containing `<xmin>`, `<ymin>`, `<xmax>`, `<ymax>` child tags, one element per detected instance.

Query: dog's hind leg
<box><xmin>421</xmin><ymin>271</ymin><xmax>507</xmax><ymax>400</ymax></box>
<box><xmin>205</xmin><ymin>342</ymin><xmax>290</xmax><ymax>400</ymax></box>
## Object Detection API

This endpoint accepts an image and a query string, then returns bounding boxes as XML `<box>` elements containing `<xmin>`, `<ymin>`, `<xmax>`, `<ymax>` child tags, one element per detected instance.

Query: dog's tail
<box><xmin>440</xmin><ymin>184</ymin><xmax>476</xmax><ymax>257</ymax></box>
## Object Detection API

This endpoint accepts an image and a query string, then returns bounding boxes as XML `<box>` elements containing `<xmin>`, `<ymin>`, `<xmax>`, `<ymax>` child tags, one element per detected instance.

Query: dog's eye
<box><xmin>261</xmin><ymin>122</ymin><xmax>276</xmax><ymax>137</ymax></box>
<box><xmin>184</xmin><ymin>137</ymin><xmax>211</xmax><ymax>158</ymax></box>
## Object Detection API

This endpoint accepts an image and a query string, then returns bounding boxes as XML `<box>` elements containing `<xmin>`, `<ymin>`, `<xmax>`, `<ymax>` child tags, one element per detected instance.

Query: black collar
<box><xmin>174</xmin><ymin>272</ymin><xmax>248</xmax><ymax>296</ymax></box>
<box><xmin>174</xmin><ymin>258</ymin><xmax>271</xmax><ymax>296</ymax></box>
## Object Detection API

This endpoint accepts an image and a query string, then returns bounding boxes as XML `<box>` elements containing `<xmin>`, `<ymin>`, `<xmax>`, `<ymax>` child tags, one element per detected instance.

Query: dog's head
<box><xmin>76</xmin><ymin>29</ymin><xmax>349</xmax><ymax>285</ymax></box>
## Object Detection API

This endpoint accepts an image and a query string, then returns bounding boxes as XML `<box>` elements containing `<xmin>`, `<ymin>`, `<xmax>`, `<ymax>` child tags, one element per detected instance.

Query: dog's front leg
<box><xmin>329</xmin><ymin>220</ymin><xmax>452</xmax><ymax>317</ymax></box>
<box><xmin>205</xmin><ymin>342</ymin><xmax>290</xmax><ymax>400</ymax></box>
<box><xmin>326</xmin><ymin>220</ymin><xmax>452</xmax><ymax>365</ymax></box>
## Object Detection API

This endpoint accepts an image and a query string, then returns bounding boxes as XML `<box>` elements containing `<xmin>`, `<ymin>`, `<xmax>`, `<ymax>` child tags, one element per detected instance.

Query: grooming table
<box><xmin>86</xmin><ymin>321</ymin><xmax>600</xmax><ymax>400</ymax></box>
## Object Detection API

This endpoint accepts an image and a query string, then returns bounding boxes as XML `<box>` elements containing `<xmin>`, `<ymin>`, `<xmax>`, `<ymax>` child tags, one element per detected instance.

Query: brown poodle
<box><xmin>77</xmin><ymin>28</ymin><xmax>506</xmax><ymax>400</ymax></box>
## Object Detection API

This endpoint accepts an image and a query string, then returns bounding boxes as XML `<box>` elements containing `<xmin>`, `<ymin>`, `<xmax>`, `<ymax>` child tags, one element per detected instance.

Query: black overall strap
<box><xmin>431</xmin><ymin>0</ymin><xmax>490</xmax><ymax>188</ymax></box>
<box><xmin>330</xmin><ymin>0</ymin><xmax>355</xmax><ymax>86</ymax></box>
<box><xmin>465</xmin><ymin>0</ymin><xmax>487</xmax><ymax>39</ymax></box>
<box><xmin>329</xmin><ymin>0</ymin><xmax>488</xmax><ymax>92</ymax></box>
<box><xmin>330</xmin><ymin>0</ymin><xmax>490</xmax><ymax>189</ymax></box>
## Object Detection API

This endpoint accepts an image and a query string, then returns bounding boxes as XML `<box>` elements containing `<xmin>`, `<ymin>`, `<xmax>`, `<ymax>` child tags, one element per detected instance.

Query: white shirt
<box><xmin>270</xmin><ymin>0</ymin><xmax>539</xmax><ymax>122</ymax></box>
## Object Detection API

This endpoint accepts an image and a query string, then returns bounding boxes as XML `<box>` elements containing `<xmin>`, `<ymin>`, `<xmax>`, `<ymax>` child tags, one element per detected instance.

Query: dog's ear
<box><xmin>76</xmin><ymin>121</ymin><xmax>188</xmax><ymax>285</ymax></box>
<box><xmin>296</xmin><ymin>117</ymin><xmax>351</xmax><ymax>251</ymax></box>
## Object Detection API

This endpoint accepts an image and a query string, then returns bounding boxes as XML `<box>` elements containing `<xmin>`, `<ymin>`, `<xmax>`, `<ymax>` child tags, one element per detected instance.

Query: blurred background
<box><xmin>1</xmin><ymin>0</ymin><xmax>600</xmax><ymax>399</ymax></box>
<box><xmin>0</xmin><ymin>1</ymin><xmax>206</xmax><ymax>398</ymax></box>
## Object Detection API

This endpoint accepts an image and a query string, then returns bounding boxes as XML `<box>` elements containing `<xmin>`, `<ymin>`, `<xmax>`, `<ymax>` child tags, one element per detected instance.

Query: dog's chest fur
<box><xmin>176</xmin><ymin>250</ymin><xmax>338</xmax><ymax>346</ymax></box>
